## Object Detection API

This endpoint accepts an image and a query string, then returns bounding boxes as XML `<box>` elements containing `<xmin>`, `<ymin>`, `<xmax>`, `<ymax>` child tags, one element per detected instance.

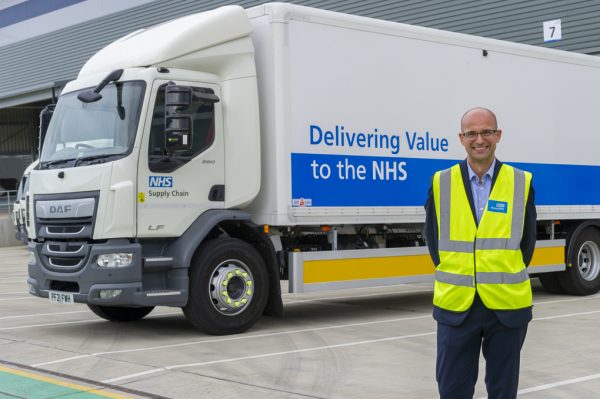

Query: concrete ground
<box><xmin>0</xmin><ymin>209</ymin><xmax>21</xmax><ymax>247</ymax></box>
<box><xmin>1</xmin><ymin>245</ymin><xmax>600</xmax><ymax>398</ymax></box>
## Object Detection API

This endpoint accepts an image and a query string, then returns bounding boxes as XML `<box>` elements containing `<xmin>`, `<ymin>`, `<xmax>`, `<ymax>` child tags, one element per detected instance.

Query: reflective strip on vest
<box><xmin>439</xmin><ymin>168</ymin><xmax>526</xmax><ymax>251</ymax></box>
<box><xmin>436</xmin><ymin>270</ymin><xmax>475</xmax><ymax>287</ymax></box>
<box><xmin>438</xmin><ymin>240</ymin><xmax>473</xmax><ymax>253</ymax></box>
<box><xmin>476</xmin><ymin>269</ymin><xmax>529</xmax><ymax>284</ymax></box>
<box><xmin>439</xmin><ymin>168</ymin><xmax>451</xmax><ymax>241</ymax></box>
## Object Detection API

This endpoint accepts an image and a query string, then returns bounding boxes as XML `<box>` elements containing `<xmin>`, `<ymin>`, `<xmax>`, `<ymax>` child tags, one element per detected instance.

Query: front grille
<box><xmin>34</xmin><ymin>192</ymin><xmax>99</xmax><ymax>273</ymax></box>
<box><xmin>41</xmin><ymin>240</ymin><xmax>88</xmax><ymax>272</ymax></box>
<box><xmin>50</xmin><ymin>280</ymin><xmax>80</xmax><ymax>292</ymax></box>
<box><xmin>48</xmin><ymin>257</ymin><xmax>82</xmax><ymax>268</ymax></box>
<box><xmin>37</xmin><ymin>218</ymin><xmax>93</xmax><ymax>240</ymax></box>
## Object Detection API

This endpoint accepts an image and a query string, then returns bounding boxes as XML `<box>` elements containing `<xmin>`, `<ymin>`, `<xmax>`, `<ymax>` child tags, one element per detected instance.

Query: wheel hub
<box><xmin>209</xmin><ymin>261</ymin><xmax>254</xmax><ymax>315</ymax></box>
<box><xmin>578</xmin><ymin>241</ymin><xmax>600</xmax><ymax>282</ymax></box>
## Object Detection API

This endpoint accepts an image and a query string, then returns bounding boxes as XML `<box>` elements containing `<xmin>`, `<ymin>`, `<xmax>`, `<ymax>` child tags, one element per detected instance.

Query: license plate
<box><xmin>49</xmin><ymin>291</ymin><xmax>74</xmax><ymax>305</ymax></box>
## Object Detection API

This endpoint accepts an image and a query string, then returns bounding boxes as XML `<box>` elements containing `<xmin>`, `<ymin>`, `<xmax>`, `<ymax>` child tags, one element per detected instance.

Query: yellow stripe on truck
<box><xmin>303</xmin><ymin>244</ymin><xmax>564</xmax><ymax>284</ymax></box>
<box><xmin>529</xmin><ymin>245</ymin><xmax>564</xmax><ymax>267</ymax></box>
<box><xmin>304</xmin><ymin>254</ymin><xmax>435</xmax><ymax>284</ymax></box>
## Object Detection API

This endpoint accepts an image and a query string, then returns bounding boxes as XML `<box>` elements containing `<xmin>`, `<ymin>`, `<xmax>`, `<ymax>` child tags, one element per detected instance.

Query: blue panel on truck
<box><xmin>510</xmin><ymin>161</ymin><xmax>600</xmax><ymax>206</ymax></box>
<box><xmin>291</xmin><ymin>153</ymin><xmax>600</xmax><ymax>207</ymax></box>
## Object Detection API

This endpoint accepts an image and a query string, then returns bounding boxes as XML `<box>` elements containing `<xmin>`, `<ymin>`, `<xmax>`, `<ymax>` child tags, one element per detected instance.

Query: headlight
<box><xmin>28</xmin><ymin>251</ymin><xmax>36</xmax><ymax>265</ymax></box>
<box><xmin>96</xmin><ymin>253</ymin><xmax>133</xmax><ymax>268</ymax></box>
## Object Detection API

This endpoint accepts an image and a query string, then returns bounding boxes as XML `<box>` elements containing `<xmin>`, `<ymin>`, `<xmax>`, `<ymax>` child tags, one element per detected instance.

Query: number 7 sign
<box><xmin>543</xmin><ymin>19</ymin><xmax>562</xmax><ymax>43</ymax></box>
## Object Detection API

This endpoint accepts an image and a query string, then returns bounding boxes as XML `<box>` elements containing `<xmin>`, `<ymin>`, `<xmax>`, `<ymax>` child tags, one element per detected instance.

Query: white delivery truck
<box><xmin>26</xmin><ymin>3</ymin><xmax>599</xmax><ymax>334</ymax></box>
<box><xmin>12</xmin><ymin>160</ymin><xmax>38</xmax><ymax>243</ymax></box>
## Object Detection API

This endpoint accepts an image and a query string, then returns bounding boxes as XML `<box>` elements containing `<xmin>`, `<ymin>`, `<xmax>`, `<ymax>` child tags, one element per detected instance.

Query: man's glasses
<box><xmin>460</xmin><ymin>129</ymin><xmax>497</xmax><ymax>139</ymax></box>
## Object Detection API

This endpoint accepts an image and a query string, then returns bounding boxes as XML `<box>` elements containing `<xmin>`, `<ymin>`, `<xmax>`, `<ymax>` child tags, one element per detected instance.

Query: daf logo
<box><xmin>49</xmin><ymin>205</ymin><xmax>72</xmax><ymax>214</ymax></box>
<box><xmin>37</xmin><ymin>198</ymin><xmax>95</xmax><ymax>219</ymax></box>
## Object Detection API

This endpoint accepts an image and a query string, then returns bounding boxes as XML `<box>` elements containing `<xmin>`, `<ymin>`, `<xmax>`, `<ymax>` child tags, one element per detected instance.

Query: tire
<box><xmin>538</xmin><ymin>273</ymin><xmax>566</xmax><ymax>294</ymax></box>
<box><xmin>88</xmin><ymin>305</ymin><xmax>154</xmax><ymax>322</ymax></box>
<box><xmin>559</xmin><ymin>227</ymin><xmax>600</xmax><ymax>295</ymax></box>
<box><xmin>183</xmin><ymin>238</ymin><xmax>269</xmax><ymax>335</ymax></box>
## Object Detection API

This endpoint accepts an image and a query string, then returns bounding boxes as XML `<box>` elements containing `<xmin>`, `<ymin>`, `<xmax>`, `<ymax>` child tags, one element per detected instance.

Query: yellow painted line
<box><xmin>304</xmin><ymin>254</ymin><xmax>435</xmax><ymax>284</ymax></box>
<box><xmin>529</xmin><ymin>245</ymin><xmax>564</xmax><ymax>267</ymax></box>
<box><xmin>0</xmin><ymin>364</ymin><xmax>132</xmax><ymax>399</ymax></box>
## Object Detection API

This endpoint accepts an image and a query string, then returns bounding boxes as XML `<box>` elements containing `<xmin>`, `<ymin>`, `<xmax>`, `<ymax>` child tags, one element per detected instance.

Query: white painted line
<box><xmin>33</xmin><ymin>354</ymin><xmax>98</xmax><ymax>366</ymax></box>
<box><xmin>0</xmin><ymin>319</ymin><xmax>99</xmax><ymax>330</ymax></box>
<box><xmin>102</xmin><ymin>368</ymin><xmax>167</xmax><ymax>383</ymax></box>
<box><xmin>532</xmin><ymin>294</ymin><xmax>600</xmax><ymax>306</ymax></box>
<box><xmin>101</xmin><ymin>331</ymin><xmax>437</xmax><ymax>384</ymax></box>
<box><xmin>0</xmin><ymin>291</ymin><xmax>28</xmax><ymax>295</ymax></box>
<box><xmin>0</xmin><ymin>296</ymin><xmax>37</xmax><ymax>301</ymax></box>
<box><xmin>0</xmin><ymin>310</ymin><xmax>89</xmax><ymax>320</ymax></box>
<box><xmin>32</xmin><ymin>314</ymin><xmax>432</xmax><ymax>367</ymax></box>
<box><xmin>518</xmin><ymin>373</ymin><xmax>600</xmax><ymax>395</ymax></box>
<box><xmin>0</xmin><ymin>311</ymin><xmax>181</xmax><ymax>331</ymax></box>
<box><xmin>476</xmin><ymin>372</ymin><xmax>600</xmax><ymax>398</ymax></box>
<box><xmin>534</xmin><ymin>309</ymin><xmax>600</xmax><ymax>321</ymax></box>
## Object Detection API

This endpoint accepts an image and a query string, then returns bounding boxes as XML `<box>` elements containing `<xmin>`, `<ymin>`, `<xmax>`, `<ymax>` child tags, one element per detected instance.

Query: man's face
<box><xmin>459</xmin><ymin>109</ymin><xmax>502</xmax><ymax>165</ymax></box>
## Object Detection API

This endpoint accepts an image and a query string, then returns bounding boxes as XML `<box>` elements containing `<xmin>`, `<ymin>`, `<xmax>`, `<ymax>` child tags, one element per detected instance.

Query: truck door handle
<box><xmin>208</xmin><ymin>185</ymin><xmax>225</xmax><ymax>201</ymax></box>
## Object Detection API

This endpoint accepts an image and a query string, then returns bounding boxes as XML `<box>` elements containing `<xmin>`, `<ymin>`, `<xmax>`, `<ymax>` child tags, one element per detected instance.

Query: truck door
<box><xmin>137</xmin><ymin>80</ymin><xmax>224</xmax><ymax>238</ymax></box>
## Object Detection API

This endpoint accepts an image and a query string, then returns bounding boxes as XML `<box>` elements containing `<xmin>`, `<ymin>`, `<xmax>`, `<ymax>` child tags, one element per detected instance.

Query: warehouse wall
<box><xmin>0</xmin><ymin>0</ymin><xmax>598</xmax><ymax>108</ymax></box>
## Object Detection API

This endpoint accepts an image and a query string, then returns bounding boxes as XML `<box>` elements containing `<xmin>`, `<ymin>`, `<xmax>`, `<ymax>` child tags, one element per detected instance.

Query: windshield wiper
<box><xmin>73</xmin><ymin>154</ymin><xmax>117</xmax><ymax>166</ymax></box>
<box><xmin>39</xmin><ymin>158</ymin><xmax>77</xmax><ymax>169</ymax></box>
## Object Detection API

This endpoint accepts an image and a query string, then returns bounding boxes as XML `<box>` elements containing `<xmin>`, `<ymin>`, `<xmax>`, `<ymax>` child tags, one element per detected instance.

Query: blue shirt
<box><xmin>467</xmin><ymin>159</ymin><xmax>495</xmax><ymax>223</ymax></box>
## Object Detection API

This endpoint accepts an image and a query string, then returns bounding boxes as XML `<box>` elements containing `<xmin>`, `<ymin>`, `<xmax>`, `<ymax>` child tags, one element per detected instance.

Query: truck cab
<box><xmin>26</xmin><ymin>5</ymin><xmax>280</xmax><ymax>334</ymax></box>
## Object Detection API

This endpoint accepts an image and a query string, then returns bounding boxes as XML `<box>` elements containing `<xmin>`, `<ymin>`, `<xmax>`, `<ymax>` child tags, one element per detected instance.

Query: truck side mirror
<box><xmin>193</xmin><ymin>89</ymin><xmax>220</xmax><ymax>104</ymax></box>
<box><xmin>164</xmin><ymin>85</ymin><xmax>193</xmax><ymax>153</ymax></box>
<box><xmin>165</xmin><ymin>85</ymin><xmax>193</xmax><ymax>109</ymax></box>
<box><xmin>165</xmin><ymin>115</ymin><xmax>193</xmax><ymax>153</ymax></box>
<box><xmin>38</xmin><ymin>104</ymin><xmax>55</xmax><ymax>157</ymax></box>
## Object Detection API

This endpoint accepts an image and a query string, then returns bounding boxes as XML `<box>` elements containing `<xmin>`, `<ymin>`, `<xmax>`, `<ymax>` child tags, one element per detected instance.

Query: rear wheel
<box><xmin>559</xmin><ymin>227</ymin><xmax>600</xmax><ymax>295</ymax></box>
<box><xmin>183</xmin><ymin>238</ymin><xmax>269</xmax><ymax>335</ymax></box>
<box><xmin>88</xmin><ymin>305</ymin><xmax>154</xmax><ymax>322</ymax></box>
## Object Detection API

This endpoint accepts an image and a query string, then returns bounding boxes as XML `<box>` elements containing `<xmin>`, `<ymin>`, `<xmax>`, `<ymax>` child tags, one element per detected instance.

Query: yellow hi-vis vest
<box><xmin>432</xmin><ymin>163</ymin><xmax>533</xmax><ymax>312</ymax></box>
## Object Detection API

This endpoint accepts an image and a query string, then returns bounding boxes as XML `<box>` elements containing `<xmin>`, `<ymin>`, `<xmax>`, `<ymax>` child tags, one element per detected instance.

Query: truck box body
<box><xmin>246</xmin><ymin>4</ymin><xmax>600</xmax><ymax>226</ymax></box>
<box><xmin>23</xmin><ymin>3</ymin><xmax>600</xmax><ymax>334</ymax></box>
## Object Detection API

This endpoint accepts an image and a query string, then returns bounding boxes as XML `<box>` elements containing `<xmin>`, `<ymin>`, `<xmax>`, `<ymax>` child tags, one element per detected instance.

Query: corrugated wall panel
<box><xmin>1</xmin><ymin>0</ymin><xmax>599</xmax><ymax>108</ymax></box>
<box><xmin>0</xmin><ymin>108</ymin><xmax>39</xmax><ymax>153</ymax></box>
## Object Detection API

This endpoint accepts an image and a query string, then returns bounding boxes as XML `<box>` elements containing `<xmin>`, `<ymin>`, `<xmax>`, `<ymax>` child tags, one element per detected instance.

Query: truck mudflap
<box><xmin>26</xmin><ymin>240</ymin><xmax>188</xmax><ymax>307</ymax></box>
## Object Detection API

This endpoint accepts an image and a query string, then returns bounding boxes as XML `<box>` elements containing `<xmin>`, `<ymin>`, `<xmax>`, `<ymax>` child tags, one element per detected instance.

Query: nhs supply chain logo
<box><xmin>149</xmin><ymin>176</ymin><xmax>173</xmax><ymax>187</ymax></box>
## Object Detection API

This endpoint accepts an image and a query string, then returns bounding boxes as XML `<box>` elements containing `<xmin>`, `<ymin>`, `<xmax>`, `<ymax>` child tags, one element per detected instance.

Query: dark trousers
<box><xmin>436</xmin><ymin>298</ymin><xmax>528</xmax><ymax>399</ymax></box>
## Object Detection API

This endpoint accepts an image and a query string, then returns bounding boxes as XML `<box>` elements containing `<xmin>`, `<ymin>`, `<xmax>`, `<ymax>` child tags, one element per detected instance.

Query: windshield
<box><xmin>40</xmin><ymin>81</ymin><xmax>145</xmax><ymax>167</ymax></box>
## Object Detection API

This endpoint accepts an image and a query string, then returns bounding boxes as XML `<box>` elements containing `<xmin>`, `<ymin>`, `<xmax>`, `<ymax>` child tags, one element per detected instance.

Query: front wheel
<box><xmin>88</xmin><ymin>305</ymin><xmax>154</xmax><ymax>322</ymax></box>
<box><xmin>559</xmin><ymin>227</ymin><xmax>600</xmax><ymax>295</ymax></box>
<box><xmin>183</xmin><ymin>238</ymin><xmax>269</xmax><ymax>335</ymax></box>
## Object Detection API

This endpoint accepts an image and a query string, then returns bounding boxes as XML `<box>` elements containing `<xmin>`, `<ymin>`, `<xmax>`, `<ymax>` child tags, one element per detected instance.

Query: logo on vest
<box><xmin>488</xmin><ymin>200</ymin><xmax>508</xmax><ymax>213</ymax></box>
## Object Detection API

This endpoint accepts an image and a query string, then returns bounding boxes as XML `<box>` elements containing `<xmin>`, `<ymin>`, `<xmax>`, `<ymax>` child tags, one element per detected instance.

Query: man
<box><xmin>424</xmin><ymin>107</ymin><xmax>536</xmax><ymax>399</ymax></box>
